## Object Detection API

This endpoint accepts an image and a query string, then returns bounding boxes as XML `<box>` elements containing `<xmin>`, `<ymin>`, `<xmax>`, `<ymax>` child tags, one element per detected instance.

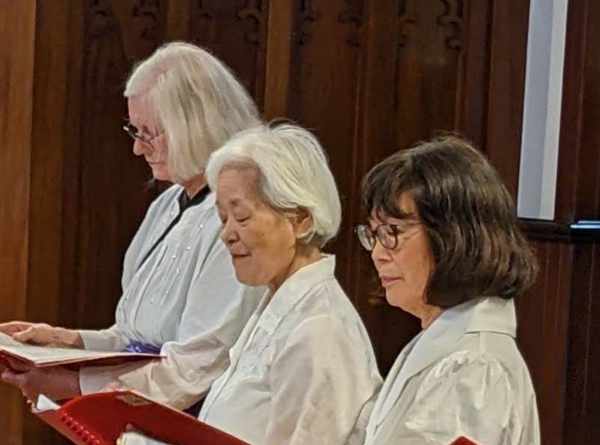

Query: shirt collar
<box><xmin>406</xmin><ymin>296</ymin><xmax>517</xmax><ymax>371</ymax></box>
<box><xmin>256</xmin><ymin>255</ymin><xmax>336</xmax><ymax>334</ymax></box>
<box><xmin>178</xmin><ymin>184</ymin><xmax>211</xmax><ymax>212</ymax></box>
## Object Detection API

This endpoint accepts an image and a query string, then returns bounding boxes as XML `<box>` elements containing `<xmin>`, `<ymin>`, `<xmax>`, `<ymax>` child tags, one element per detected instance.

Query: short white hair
<box><xmin>125</xmin><ymin>41</ymin><xmax>261</xmax><ymax>183</ymax></box>
<box><xmin>206</xmin><ymin>124</ymin><xmax>342</xmax><ymax>247</ymax></box>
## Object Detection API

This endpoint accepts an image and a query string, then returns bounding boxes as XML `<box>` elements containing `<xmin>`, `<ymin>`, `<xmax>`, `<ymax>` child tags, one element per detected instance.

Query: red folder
<box><xmin>34</xmin><ymin>390</ymin><xmax>248</xmax><ymax>445</ymax></box>
<box><xmin>450</xmin><ymin>437</ymin><xmax>478</xmax><ymax>445</ymax></box>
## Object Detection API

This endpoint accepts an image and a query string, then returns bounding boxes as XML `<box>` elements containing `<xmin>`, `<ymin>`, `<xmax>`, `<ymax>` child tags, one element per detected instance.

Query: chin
<box><xmin>152</xmin><ymin>173</ymin><xmax>170</xmax><ymax>181</ymax></box>
<box><xmin>150</xmin><ymin>166</ymin><xmax>171</xmax><ymax>181</ymax></box>
<box><xmin>385</xmin><ymin>290</ymin><xmax>409</xmax><ymax>310</ymax></box>
<box><xmin>234</xmin><ymin>270</ymin><xmax>263</xmax><ymax>287</ymax></box>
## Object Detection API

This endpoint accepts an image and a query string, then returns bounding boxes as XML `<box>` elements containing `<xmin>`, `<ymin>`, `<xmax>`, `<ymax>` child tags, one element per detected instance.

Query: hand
<box><xmin>0</xmin><ymin>321</ymin><xmax>83</xmax><ymax>348</ymax></box>
<box><xmin>0</xmin><ymin>357</ymin><xmax>81</xmax><ymax>403</ymax></box>
<box><xmin>117</xmin><ymin>427</ymin><xmax>166</xmax><ymax>445</ymax></box>
<box><xmin>101</xmin><ymin>381</ymin><xmax>125</xmax><ymax>392</ymax></box>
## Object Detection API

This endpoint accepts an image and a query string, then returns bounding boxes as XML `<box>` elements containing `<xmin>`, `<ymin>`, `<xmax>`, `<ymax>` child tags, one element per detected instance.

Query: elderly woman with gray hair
<box><xmin>0</xmin><ymin>42</ymin><xmax>263</xmax><ymax>411</ymax></box>
<box><xmin>129</xmin><ymin>123</ymin><xmax>380</xmax><ymax>445</ymax></box>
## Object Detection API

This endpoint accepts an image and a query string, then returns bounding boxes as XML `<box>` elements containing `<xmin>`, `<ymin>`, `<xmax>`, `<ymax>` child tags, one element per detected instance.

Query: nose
<box><xmin>132</xmin><ymin>138</ymin><xmax>147</xmax><ymax>156</ymax></box>
<box><xmin>220</xmin><ymin>219</ymin><xmax>238</xmax><ymax>245</ymax></box>
<box><xmin>370</xmin><ymin>238</ymin><xmax>391</xmax><ymax>266</ymax></box>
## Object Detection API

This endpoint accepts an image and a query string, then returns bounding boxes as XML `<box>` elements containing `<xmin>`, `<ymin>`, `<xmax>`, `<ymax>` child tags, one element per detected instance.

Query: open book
<box><xmin>0</xmin><ymin>332</ymin><xmax>163</xmax><ymax>367</ymax></box>
<box><xmin>34</xmin><ymin>391</ymin><xmax>248</xmax><ymax>445</ymax></box>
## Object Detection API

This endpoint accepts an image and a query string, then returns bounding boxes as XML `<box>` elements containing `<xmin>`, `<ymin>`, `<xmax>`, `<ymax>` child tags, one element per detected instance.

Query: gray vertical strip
<box><xmin>517</xmin><ymin>0</ymin><xmax>569</xmax><ymax>220</ymax></box>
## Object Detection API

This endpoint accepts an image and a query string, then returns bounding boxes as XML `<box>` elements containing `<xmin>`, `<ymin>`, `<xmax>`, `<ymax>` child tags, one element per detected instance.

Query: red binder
<box><xmin>34</xmin><ymin>390</ymin><xmax>248</xmax><ymax>445</ymax></box>
<box><xmin>450</xmin><ymin>437</ymin><xmax>478</xmax><ymax>445</ymax></box>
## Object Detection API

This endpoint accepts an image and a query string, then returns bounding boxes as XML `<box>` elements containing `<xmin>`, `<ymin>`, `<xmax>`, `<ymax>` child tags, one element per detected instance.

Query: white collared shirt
<box><xmin>199</xmin><ymin>255</ymin><xmax>382</xmax><ymax>445</ymax></box>
<box><xmin>77</xmin><ymin>184</ymin><xmax>263</xmax><ymax>409</ymax></box>
<box><xmin>365</xmin><ymin>297</ymin><xmax>540</xmax><ymax>445</ymax></box>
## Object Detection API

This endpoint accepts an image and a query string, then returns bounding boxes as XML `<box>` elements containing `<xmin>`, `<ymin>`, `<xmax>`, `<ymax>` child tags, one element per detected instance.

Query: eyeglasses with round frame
<box><xmin>122</xmin><ymin>120</ymin><xmax>163</xmax><ymax>149</ymax></box>
<box><xmin>355</xmin><ymin>221</ymin><xmax>420</xmax><ymax>251</ymax></box>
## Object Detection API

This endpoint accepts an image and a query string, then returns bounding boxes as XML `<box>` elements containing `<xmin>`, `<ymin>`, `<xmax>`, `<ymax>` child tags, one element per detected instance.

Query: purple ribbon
<box><xmin>124</xmin><ymin>341</ymin><xmax>162</xmax><ymax>354</ymax></box>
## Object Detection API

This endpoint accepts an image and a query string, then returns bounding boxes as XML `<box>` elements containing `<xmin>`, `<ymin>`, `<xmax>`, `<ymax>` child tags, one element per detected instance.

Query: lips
<box><xmin>379</xmin><ymin>276</ymin><xmax>403</xmax><ymax>287</ymax></box>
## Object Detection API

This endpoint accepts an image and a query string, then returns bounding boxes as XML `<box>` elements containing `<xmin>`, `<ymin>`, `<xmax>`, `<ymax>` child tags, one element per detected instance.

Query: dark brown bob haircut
<box><xmin>362</xmin><ymin>136</ymin><xmax>538</xmax><ymax>308</ymax></box>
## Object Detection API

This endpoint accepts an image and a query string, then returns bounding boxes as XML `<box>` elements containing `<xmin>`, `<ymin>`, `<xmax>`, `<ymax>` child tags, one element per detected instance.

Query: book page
<box><xmin>34</xmin><ymin>394</ymin><xmax>60</xmax><ymax>413</ymax></box>
<box><xmin>0</xmin><ymin>332</ymin><xmax>162</xmax><ymax>367</ymax></box>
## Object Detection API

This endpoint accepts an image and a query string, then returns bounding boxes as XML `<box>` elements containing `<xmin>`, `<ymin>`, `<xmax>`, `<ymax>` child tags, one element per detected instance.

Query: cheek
<box><xmin>235</xmin><ymin>224</ymin><xmax>297</xmax><ymax>285</ymax></box>
<box><xmin>150</xmin><ymin>163</ymin><xmax>172</xmax><ymax>181</ymax></box>
<box><xmin>387</xmin><ymin>250</ymin><xmax>432</xmax><ymax>302</ymax></box>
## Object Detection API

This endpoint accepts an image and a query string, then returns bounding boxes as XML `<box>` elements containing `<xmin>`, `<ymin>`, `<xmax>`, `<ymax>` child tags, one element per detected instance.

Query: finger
<box><xmin>1</xmin><ymin>368</ymin><xmax>27</xmax><ymax>388</ymax></box>
<box><xmin>3</xmin><ymin>357</ymin><xmax>32</xmax><ymax>373</ymax></box>
<box><xmin>13</xmin><ymin>324</ymin><xmax>60</xmax><ymax>346</ymax></box>
<box><xmin>101</xmin><ymin>382</ymin><xmax>121</xmax><ymax>392</ymax></box>
<box><xmin>0</xmin><ymin>321</ymin><xmax>31</xmax><ymax>335</ymax></box>
<box><xmin>25</xmin><ymin>392</ymin><xmax>39</xmax><ymax>406</ymax></box>
<box><xmin>12</xmin><ymin>326</ymin><xmax>38</xmax><ymax>343</ymax></box>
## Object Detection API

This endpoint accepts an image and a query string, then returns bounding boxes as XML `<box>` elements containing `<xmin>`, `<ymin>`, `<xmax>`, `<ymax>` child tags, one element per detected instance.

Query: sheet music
<box><xmin>0</xmin><ymin>332</ymin><xmax>162</xmax><ymax>367</ymax></box>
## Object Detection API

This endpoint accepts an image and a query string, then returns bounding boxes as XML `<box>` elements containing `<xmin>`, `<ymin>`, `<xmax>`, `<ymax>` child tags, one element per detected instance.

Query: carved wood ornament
<box><xmin>338</xmin><ymin>0</ymin><xmax>365</xmax><ymax>47</ymax></box>
<box><xmin>298</xmin><ymin>0</ymin><xmax>318</xmax><ymax>45</ymax></box>
<box><xmin>397</xmin><ymin>0</ymin><xmax>417</xmax><ymax>48</ymax></box>
<box><xmin>438</xmin><ymin>0</ymin><xmax>464</xmax><ymax>50</ymax></box>
<box><xmin>132</xmin><ymin>0</ymin><xmax>161</xmax><ymax>43</ymax></box>
<box><xmin>238</xmin><ymin>0</ymin><xmax>267</xmax><ymax>46</ymax></box>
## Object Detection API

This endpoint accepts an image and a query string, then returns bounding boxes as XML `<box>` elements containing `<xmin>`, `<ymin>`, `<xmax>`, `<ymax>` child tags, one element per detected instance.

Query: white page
<box><xmin>0</xmin><ymin>332</ymin><xmax>163</xmax><ymax>367</ymax></box>
<box><xmin>34</xmin><ymin>394</ymin><xmax>60</xmax><ymax>413</ymax></box>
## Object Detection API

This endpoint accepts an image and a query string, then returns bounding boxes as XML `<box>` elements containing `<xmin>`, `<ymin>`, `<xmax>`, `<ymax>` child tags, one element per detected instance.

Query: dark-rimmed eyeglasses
<box><xmin>122</xmin><ymin>121</ymin><xmax>163</xmax><ymax>147</ymax></box>
<box><xmin>355</xmin><ymin>222</ymin><xmax>420</xmax><ymax>251</ymax></box>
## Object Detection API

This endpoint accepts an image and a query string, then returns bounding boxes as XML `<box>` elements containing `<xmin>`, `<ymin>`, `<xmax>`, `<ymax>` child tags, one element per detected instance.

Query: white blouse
<box><xmin>365</xmin><ymin>297</ymin><xmax>540</xmax><ymax>445</ymax></box>
<box><xmin>77</xmin><ymin>184</ymin><xmax>263</xmax><ymax>409</ymax></box>
<box><xmin>199</xmin><ymin>255</ymin><xmax>382</xmax><ymax>445</ymax></box>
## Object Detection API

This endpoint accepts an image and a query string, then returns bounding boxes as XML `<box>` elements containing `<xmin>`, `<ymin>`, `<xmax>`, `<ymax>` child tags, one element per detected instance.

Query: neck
<box><xmin>269</xmin><ymin>245</ymin><xmax>322</xmax><ymax>293</ymax></box>
<box><xmin>420</xmin><ymin>304</ymin><xmax>443</xmax><ymax>330</ymax></box>
<box><xmin>182</xmin><ymin>175</ymin><xmax>207</xmax><ymax>198</ymax></box>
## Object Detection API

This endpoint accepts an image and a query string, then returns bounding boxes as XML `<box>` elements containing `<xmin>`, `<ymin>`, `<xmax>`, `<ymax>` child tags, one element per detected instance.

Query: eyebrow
<box><xmin>217</xmin><ymin>197</ymin><xmax>247</xmax><ymax>209</ymax></box>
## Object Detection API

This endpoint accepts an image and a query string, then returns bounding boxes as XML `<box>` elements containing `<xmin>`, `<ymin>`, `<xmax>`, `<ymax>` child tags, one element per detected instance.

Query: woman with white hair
<box><xmin>0</xmin><ymin>42</ymin><xmax>263</xmax><ymax>411</ymax></box>
<box><xmin>191</xmin><ymin>123</ymin><xmax>381</xmax><ymax>445</ymax></box>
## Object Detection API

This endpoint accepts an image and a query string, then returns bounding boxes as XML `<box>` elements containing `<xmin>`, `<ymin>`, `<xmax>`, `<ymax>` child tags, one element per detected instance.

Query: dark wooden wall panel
<box><xmin>483</xmin><ymin>0</ymin><xmax>530</xmax><ymax>198</ymax></box>
<box><xmin>393</xmin><ymin>0</ymin><xmax>464</xmax><ymax>149</ymax></box>
<box><xmin>189</xmin><ymin>0</ymin><xmax>269</xmax><ymax>111</ymax></box>
<box><xmin>564</xmin><ymin>242</ymin><xmax>600</xmax><ymax>444</ymax></box>
<box><xmin>0</xmin><ymin>3</ymin><xmax>37</xmax><ymax>444</ymax></box>
<box><xmin>517</xmin><ymin>239</ymin><xmax>572</xmax><ymax>445</ymax></box>
<box><xmin>558</xmin><ymin>0</ymin><xmax>600</xmax><ymax>220</ymax></box>
<box><xmin>287</xmin><ymin>0</ymin><xmax>365</xmax><ymax>294</ymax></box>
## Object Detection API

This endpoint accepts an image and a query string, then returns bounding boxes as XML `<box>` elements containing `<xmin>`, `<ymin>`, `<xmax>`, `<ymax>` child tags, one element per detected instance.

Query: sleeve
<box><xmin>385</xmin><ymin>353</ymin><xmax>525</xmax><ymax>445</ymax></box>
<box><xmin>78</xmin><ymin>325</ymin><xmax>129</xmax><ymax>352</ymax></box>
<box><xmin>265</xmin><ymin>315</ymin><xmax>378</xmax><ymax>445</ymax></box>
<box><xmin>80</xmin><ymin>236</ymin><xmax>264</xmax><ymax>410</ymax></box>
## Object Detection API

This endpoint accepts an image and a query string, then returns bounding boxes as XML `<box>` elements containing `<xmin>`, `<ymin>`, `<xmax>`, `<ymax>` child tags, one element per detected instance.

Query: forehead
<box><xmin>216</xmin><ymin>167</ymin><xmax>262</xmax><ymax>206</ymax></box>
<box><xmin>370</xmin><ymin>192</ymin><xmax>418</xmax><ymax>223</ymax></box>
<box><xmin>127</xmin><ymin>95</ymin><xmax>157</xmax><ymax>124</ymax></box>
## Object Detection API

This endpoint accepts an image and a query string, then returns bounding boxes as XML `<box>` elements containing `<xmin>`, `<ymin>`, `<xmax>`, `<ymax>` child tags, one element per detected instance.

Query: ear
<box><xmin>290</xmin><ymin>207</ymin><xmax>313</xmax><ymax>240</ymax></box>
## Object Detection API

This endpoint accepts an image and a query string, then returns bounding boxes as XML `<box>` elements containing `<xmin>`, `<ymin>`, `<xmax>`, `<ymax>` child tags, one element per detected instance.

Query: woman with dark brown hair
<box><xmin>357</xmin><ymin>136</ymin><xmax>540</xmax><ymax>445</ymax></box>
